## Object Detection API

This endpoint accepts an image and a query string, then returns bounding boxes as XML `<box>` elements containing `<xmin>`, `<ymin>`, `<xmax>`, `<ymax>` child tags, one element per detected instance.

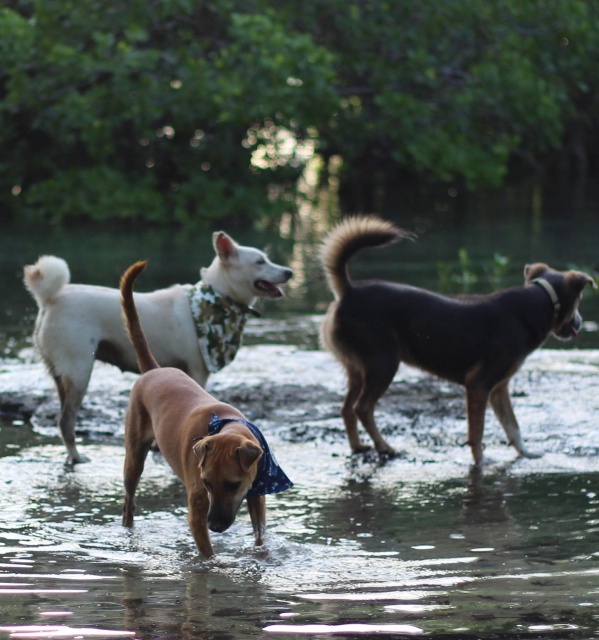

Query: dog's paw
<box><xmin>375</xmin><ymin>444</ymin><xmax>397</xmax><ymax>458</ymax></box>
<box><xmin>253</xmin><ymin>544</ymin><xmax>270</xmax><ymax>559</ymax></box>
<box><xmin>517</xmin><ymin>448</ymin><xmax>543</xmax><ymax>460</ymax></box>
<box><xmin>65</xmin><ymin>453</ymin><xmax>90</xmax><ymax>465</ymax></box>
<box><xmin>471</xmin><ymin>455</ymin><xmax>495</xmax><ymax>467</ymax></box>
<box><xmin>351</xmin><ymin>443</ymin><xmax>373</xmax><ymax>454</ymax></box>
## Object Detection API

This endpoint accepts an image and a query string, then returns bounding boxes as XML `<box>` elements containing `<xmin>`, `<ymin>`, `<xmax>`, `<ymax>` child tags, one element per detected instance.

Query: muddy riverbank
<box><xmin>2</xmin><ymin>336</ymin><xmax>599</xmax><ymax>476</ymax></box>
<box><xmin>0</xmin><ymin>332</ymin><xmax>598</xmax><ymax>639</ymax></box>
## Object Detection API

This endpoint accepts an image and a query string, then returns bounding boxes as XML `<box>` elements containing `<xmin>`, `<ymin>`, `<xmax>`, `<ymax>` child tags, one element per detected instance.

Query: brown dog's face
<box><xmin>192</xmin><ymin>434</ymin><xmax>263</xmax><ymax>533</ymax></box>
<box><xmin>524</xmin><ymin>262</ymin><xmax>597</xmax><ymax>340</ymax></box>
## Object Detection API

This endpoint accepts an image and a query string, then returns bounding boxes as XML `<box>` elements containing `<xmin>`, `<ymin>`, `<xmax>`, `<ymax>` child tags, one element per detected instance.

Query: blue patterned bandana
<box><xmin>206</xmin><ymin>414</ymin><xmax>293</xmax><ymax>497</ymax></box>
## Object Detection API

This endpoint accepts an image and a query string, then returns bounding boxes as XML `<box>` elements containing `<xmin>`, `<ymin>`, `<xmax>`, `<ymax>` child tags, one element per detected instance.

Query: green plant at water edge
<box><xmin>457</xmin><ymin>248</ymin><xmax>478</xmax><ymax>288</ymax></box>
<box><xmin>436</xmin><ymin>248</ymin><xmax>478</xmax><ymax>292</ymax></box>
<box><xmin>437</xmin><ymin>250</ymin><xmax>511</xmax><ymax>292</ymax></box>
<box><xmin>486</xmin><ymin>253</ymin><xmax>511</xmax><ymax>287</ymax></box>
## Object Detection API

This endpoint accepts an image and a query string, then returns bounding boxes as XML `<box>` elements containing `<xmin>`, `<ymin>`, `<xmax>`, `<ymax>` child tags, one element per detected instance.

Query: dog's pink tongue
<box><xmin>255</xmin><ymin>280</ymin><xmax>285</xmax><ymax>298</ymax></box>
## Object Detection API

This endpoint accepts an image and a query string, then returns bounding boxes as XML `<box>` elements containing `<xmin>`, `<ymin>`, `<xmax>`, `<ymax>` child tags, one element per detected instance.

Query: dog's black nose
<box><xmin>283</xmin><ymin>268</ymin><xmax>293</xmax><ymax>281</ymax></box>
<box><xmin>208</xmin><ymin>513</ymin><xmax>235</xmax><ymax>533</ymax></box>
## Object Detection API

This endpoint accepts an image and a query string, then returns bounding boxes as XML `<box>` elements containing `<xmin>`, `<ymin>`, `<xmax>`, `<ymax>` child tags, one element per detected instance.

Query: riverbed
<box><xmin>0</xmin><ymin>320</ymin><xmax>598</xmax><ymax>639</ymax></box>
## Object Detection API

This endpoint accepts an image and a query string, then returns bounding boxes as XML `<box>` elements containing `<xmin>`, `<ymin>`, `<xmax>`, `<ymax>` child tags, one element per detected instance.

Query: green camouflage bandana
<box><xmin>188</xmin><ymin>281</ymin><xmax>259</xmax><ymax>373</ymax></box>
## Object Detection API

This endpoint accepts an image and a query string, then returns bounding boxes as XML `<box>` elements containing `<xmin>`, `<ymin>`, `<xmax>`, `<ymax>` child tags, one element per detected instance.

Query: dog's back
<box><xmin>120</xmin><ymin>261</ymin><xmax>159</xmax><ymax>374</ymax></box>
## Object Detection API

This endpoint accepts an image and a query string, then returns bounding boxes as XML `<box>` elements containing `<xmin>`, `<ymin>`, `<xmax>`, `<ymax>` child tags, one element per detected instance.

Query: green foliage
<box><xmin>1</xmin><ymin>0</ymin><xmax>599</xmax><ymax>225</ymax></box>
<box><xmin>299</xmin><ymin>0</ymin><xmax>599</xmax><ymax>191</ymax></box>
<box><xmin>22</xmin><ymin>167</ymin><xmax>168</xmax><ymax>223</ymax></box>
<box><xmin>0</xmin><ymin>0</ymin><xmax>337</xmax><ymax>225</ymax></box>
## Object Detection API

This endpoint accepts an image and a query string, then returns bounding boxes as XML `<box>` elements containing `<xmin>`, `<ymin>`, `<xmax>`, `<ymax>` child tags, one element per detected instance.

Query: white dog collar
<box><xmin>532</xmin><ymin>278</ymin><xmax>560</xmax><ymax>317</ymax></box>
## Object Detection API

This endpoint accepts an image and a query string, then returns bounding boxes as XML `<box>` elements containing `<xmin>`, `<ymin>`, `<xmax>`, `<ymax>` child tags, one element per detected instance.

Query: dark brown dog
<box><xmin>319</xmin><ymin>216</ymin><xmax>596</xmax><ymax>464</ymax></box>
<box><xmin>120</xmin><ymin>261</ymin><xmax>292</xmax><ymax>557</ymax></box>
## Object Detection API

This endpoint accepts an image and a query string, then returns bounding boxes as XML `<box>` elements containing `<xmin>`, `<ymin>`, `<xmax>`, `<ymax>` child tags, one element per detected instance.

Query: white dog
<box><xmin>24</xmin><ymin>231</ymin><xmax>292</xmax><ymax>464</ymax></box>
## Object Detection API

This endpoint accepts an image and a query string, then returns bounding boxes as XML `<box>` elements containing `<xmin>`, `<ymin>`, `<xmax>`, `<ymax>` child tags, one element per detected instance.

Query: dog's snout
<box><xmin>282</xmin><ymin>268</ymin><xmax>293</xmax><ymax>282</ymax></box>
<box><xmin>555</xmin><ymin>311</ymin><xmax>583</xmax><ymax>341</ymax></box>
<box><xmin>208</xmin><ymin>516</ymin><xmax>234</xmax><ymax>533</ymax></box>
<box><xmin>207</xmin><ymin>506</ymin><xmax>237</xmax><ymax>533</ymax></box>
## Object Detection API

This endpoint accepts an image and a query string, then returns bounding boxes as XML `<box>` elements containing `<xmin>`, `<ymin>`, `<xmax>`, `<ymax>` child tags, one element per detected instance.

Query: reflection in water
<box><xmin>0</xmin><ymin>626</ymin><xmax>135</xmax><ymax>638</ymax></box>
<box><xmin>0</xmin><ymin>434</ymin><xmax>597</xmax><ymax>638</ymax></box>
<box><xmin>1</xmin><ymin>277</ymin><xmax>599</xmax><ymax>639</ymax></box>
<box><xmin>263</xmin><ymin>622</ymin><xmax>424</xmax><ymax>634</ymax></box>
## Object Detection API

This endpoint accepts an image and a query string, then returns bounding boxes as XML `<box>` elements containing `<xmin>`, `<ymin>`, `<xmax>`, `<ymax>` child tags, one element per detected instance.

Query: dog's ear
<box><xmin>192</xmin><ymin>437</ymin><xmax>212</xmax><ymax>466</ymax></box>
<box><xmin>568</xmin><ymin>271</ymin><xmax>598</xmax><ymax>292</ymax></box>
<box><xmin>523</xmin><ymin>262</ymin><xmax>549</xmax><ymax>283</ymax></box>
<box><xmin>213</xmin><ymin>231</ymin><xmax>238</xmax><ymax>262</ymax></box>
<box><xmin>237</xmin><ymin>441</ymin><xmax>262</xmax><ymax>472</ymax></box>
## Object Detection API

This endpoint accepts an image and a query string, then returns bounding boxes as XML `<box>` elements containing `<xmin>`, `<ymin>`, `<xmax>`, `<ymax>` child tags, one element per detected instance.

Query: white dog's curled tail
<box><xmin>23</xmin><ymin>255</ymin><xmax>71</xmax><ymax>307</ymax></box>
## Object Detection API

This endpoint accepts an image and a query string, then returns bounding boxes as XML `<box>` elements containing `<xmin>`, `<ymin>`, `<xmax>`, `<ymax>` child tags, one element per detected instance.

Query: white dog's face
<box><xmin>236</xmin><ymin>245</ymin><xmax>293</xmax><ymax>298</ymax></box>
<box><xmin>211</xmin><ymin>231</ymin><xmax>293</xmax><ymax>300</ymax></box>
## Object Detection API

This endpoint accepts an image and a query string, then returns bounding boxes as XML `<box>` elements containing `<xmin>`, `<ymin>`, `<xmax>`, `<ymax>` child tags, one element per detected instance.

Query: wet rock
<box><xmin>0</xmin><ymin>390</ymin><xmax>44</xmax><ymax>421</ymax></box>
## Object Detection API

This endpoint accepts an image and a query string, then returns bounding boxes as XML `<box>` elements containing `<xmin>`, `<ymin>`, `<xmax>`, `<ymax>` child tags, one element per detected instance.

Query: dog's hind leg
<box><xmin>122</xmin><ymin>405</ymin><xmax>155</xmax><ymax>528</ymax></box>
<box><xmin>55</xmin><ymin>374</ymin><xmax>91</xmax><ymax>465</ymax></box>
<box><xmin>490</xmin><ymin>381</ymin><xmax>542</xmax><ymax>459</ymax></box>
<box><xmin>341</xmin><ymin>366</ymin><xmax>371</xmax><ymax>453</ymax></box>
<box><xmin>465</xmin><ymin>386</ymin><xmax>490</xmax><ymax>465</ymax></box>
<box><xmin>353</xmin><ymin>356</ymin><xmax>398</xmax><ymax>455</ymax></box>
<box><xmin>122</xmin><ymin>424</ymin><xmax>153</xmax><ymax>528</ymax></box>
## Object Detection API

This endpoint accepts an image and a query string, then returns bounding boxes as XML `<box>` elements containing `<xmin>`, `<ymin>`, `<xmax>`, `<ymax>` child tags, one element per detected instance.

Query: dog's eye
<box><xmin>256</xmin><ymin>257</ymin><xmax>265</xmax><ymax>265</ymax></box>
<box><xmin>224</xmin><ymin>480</ymin><xmax>241</xmax><ymax>492</ymax></box>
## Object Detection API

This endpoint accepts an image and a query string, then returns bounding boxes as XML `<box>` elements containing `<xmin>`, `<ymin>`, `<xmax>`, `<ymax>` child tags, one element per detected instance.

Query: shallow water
<box><xmin>1</xmin><ymin>198</ymin><xmax>599</xmax><ymax>637</ymax></box>
<box><xmin>0</xmin><ymin>339</ymin><xmax>598</xmax><ymax>639</ymax></box>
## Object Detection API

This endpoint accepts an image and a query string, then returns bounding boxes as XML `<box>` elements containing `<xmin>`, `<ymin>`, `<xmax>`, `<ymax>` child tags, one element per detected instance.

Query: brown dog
<box><xmin>120</xmin><ymin>261</ymin><xmax>292</xmax><ymax>557</ymax></box>
<box><xmin>319</xmin><ymin>215</ymin><xmax>596</xmax><ymax>464</ymax></box>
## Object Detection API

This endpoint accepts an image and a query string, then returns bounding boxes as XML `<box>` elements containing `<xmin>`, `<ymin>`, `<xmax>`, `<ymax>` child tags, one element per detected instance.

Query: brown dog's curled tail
<box><xmin>319</xmin><ymin>215</ymin><xmax>414</xmax><ymax>299</ymax></box>
<box><xmin>120</xmin><ymin>261</ymin><xmax>159</xmax><ymax>373</ymax></box>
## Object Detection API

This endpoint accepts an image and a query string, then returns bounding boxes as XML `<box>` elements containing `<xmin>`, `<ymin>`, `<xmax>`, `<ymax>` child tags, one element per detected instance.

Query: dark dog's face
<box><xmin>193</xmin><ymin>434</ymin><xmax>262</xmax><ymax>533</ymax></box>
<box><xmin>524</xmin><ymin>262</ymin><xmax>597</xmax><ymax>341</ymax></box>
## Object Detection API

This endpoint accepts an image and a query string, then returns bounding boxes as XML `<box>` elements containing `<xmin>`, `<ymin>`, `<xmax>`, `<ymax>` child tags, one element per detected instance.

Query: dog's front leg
<box><xmin>465</xmin><ymin>386</ymin><xmax>490</xmax><ymax>465</ymax></box>
<box><xmin>246</xmin><ymin>495</ymin><xmax>266</xmax><ymax>547</ymax></box>
<box><xmin>349</xmin><ymin>367</ymin><xmax>396</xmax><ymax>455</ymax></box>
<box><xmin>490</xmin><ymin>382</ymin><xmax>542</xmax><ymax>459</ymax></box>
<box><xmin>188</xmin><ymin>491</ymin><xmax>214</xmax><ymax>558</ymax></box>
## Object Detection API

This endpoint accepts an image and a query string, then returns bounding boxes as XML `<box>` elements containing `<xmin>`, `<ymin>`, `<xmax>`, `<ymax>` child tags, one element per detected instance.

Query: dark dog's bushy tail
<box><xmin>319</xmin><ymin>216</ymin><xmax>413</xmax><ymax>299</ymax></box>
<box><xmin>120</xmin><ymin>261</ymin><xmax>159</xmax><ymax>374</ymax></box>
